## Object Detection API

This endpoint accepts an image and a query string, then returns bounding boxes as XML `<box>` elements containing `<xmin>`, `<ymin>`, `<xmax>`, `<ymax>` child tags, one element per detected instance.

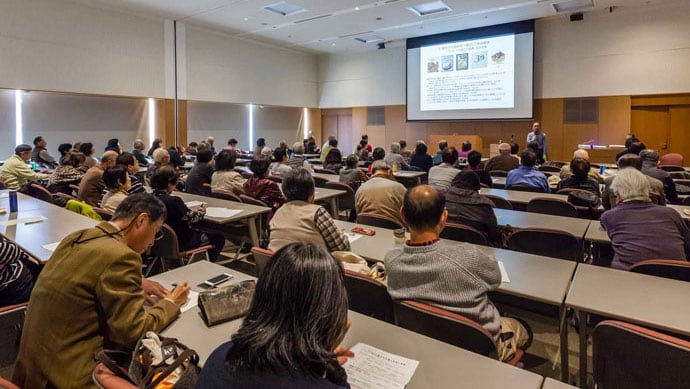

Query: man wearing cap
<box><xmin>0</xmin><ymin>145</ymin><xmax>50</xmax><ymax>190</ymax></box>
<box><xmin>355</xmin><ymin>160</ymin><xmax>407</xmax><ymax>225</ymax></box>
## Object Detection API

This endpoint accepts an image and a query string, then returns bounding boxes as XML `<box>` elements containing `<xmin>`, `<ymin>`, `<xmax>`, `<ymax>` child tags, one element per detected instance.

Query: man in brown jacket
<box><xmin>77</xmin><ymin>150</ymin><xmax>118</xmax><ymax>206</ymax></box>
<box><xmin>13</xmin><ymin>193</ymin><xmax>191</xmax><ymax>388</ymax></box>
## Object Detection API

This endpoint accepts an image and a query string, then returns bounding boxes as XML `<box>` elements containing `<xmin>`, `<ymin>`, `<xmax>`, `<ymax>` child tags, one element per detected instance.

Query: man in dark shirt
<box><xmin>639</xmin><ymin>149</ymin><xmax>678</xmax><ymax>204</ymax></box>
<box><xmin>485</xmin><ymin>143</ymin><xmax>519</xmax><ymax>173</ymax></box>
<box><xmin>185</xmin><ymin>149</ymin><xmax>214</xmax><ymax>196</ymax></box>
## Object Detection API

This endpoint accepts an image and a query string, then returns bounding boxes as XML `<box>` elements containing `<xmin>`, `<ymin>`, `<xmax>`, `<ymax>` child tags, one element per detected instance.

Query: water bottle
<box><xmin>9</xmin><ymin>190</ymin><xmax>18</xmax><ymax>213</ymax></box>
<box><xmin>599</xmin><ymin>165</ymin><xmax>606</xmax><ymax>175</ymax></box>
<box><xmin>31</xmin><ymin>161</ymin><xmax>37</xmax><ymax>171</ymax></box>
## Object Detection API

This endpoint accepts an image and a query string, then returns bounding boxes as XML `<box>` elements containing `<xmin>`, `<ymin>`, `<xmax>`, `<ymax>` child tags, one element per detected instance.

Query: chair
<box><xmin>240</xmin><ymin>194</ymin><xmax>271</xmax><ymax>246</ymax></box>
<box><xmin>507</xmin><ymin>228</ymin><xmax>581</xmax><ymax>261</ymax></box>
<box><xmin>250</xmin><ymin>247</ymin><xmax>273</xmax><ymax>276</ymax></box>
<box><xmin>356</xmin><ymin>212</ymin><xmax>404</xmax><ymax>230</ymax></box>
<box><xmin>54</xmin><ymin>191</ymin><xmax>77</xmax><ymax>202</ymax></box>
<box><xmin>440</xmin><ymin>223</ymin><xmax>490</xmax><ymax>246</ymax></box>
<box><xmin>682</xmin><ymin>196</ymin><xmax>690</xmax><ymax>206</ymax></box>
<box><xmin>323</xmin><ymin>181</ymin><xmax>355</xmax><ymax>220</ymax></box>
<box><xmin>30</xmin><ymin>183</ymin><xmax>55</xmax><ymax>203</ymax></box>
<box><xmin>312</xmin><ymin>175</ymin><xmax>329</xmax><ymax>188</ymax></box>
<box><xmin>239</xmin><ymin>171</ymin><xmax>253</xmax><ymax>179</ymax></box>
<box><xmin>267</xmin><ymin>175</ymin><xmax>282</xmax><ymax>183</ymax></box>
<box><xmin>146</xmin><ymin>224</ymin><xmax>214</xmax><ymax>276</ymax></box>
<box><xmin>526</xmin><ymin>197</ymin><xmax>578</xmax><ymax>217</ymax></box>
<box><xmin>507</xmin><ymin>184</ymin><xmax>544</xmax><ymax>193</ymax></box>
<box><xmin>315</xmin><ymin>168</ymin><xmax>338</xmax><ymax>175</ymax></box>
<box><xmin>393</xmin><ymin>300</ymin><xmax>523</xmax><ymax>365</ymax></box>
<box><xmin>593</xmin><ymin>320</ymin><xmax>690</xmax><ymax>389</ymax></box>
<box><xmin>210</xmin><ymin>189</ymin><xmax>242</xmax><ymax>203</ymax></box>
<box><xmin>669</xmin><ymin>171</ymin><xmax>690</xmax><ymax>179</ymax></box>
<box><xmin>481</xmin><ymin>194</ymin><xmax>513</xmax><ymax>210</ymax></box>
<box><xmin>0</xmin><ymin>303</ymin><xmax>27</xmax><ymax>372</ymax></box>
<box><xmin>660</xmin><ymin>153</ymin><xmax>684</xmax><ymax>167</ymax></box>
<box><xmin>629</xmin><ymin>259</ymin><xmax>690</xmax><ymax>282</ymax></box>
<box><xmin>239</xmin><ymin>194</ymin><xmax>268</xmax><ymax>208</ymax></box>
<box><xmin>488</xmin><ymin>170</ymin><xmax>508</xmax><ymax>177</ymax></box>
<box><xmin>660</xmin><ymin>165</ymin><xmax>686</xmax><ymax>172</ymax></box>
<box><xmin>343</xmin><ymin>270</ymin><xmax>394</xmax><ymax>323</ymax></box>
<box><xmin>93</xmin><ymin>207</ymin><xmax>114</xmax><ymax>221</ymax></box>
<box><xmin>538</xmin><ymin>165</ymin><xmax>562</xmax><ymax>173</ymax></box>
<box><xmin>69</xmin><ymin>183</ymin><xmax>81</xmax><ymax>195</ymax></box>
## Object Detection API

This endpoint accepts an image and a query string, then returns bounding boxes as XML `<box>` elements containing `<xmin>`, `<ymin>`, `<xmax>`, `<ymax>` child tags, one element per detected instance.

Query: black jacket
<box><xmin>445</xmin><ymin>187</ymin><xmax>501</xmax><ymax>246</ymax></box>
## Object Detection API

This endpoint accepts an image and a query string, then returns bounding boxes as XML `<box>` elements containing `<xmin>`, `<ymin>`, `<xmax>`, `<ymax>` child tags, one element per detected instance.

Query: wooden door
<box><xmin>631</xmin><ymin>106</ymin><xmax>670</xmax><ymax>151</ymax></box>
<box><xmin>337</xmin><ymin>115</ymin><xmax>353</xmax><ymax>154</ymax></box>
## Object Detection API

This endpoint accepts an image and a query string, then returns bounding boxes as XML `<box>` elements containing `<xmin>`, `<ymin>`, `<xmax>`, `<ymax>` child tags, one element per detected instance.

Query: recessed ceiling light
<box><xmin>409</xmin><ymin>1</ymin><xmax>452</xmax><ymax>16</ymax></box>
<box><xmin>243</xmin><ymin>17</ymin><xmax>249</xmax><ymax>21</ymax></box>
<box><xmin>263</xmin><ymin>1</ymin><xmax>306</xmax><ymax>16</ymax></box>
<box><xmin>354</xmin><ymin>34</ymin><xmax>385</xmax><ymax>44</ymax></box>
<box><xmin>331</xmin><ymin>43</ymin><xmax>336</xmax><ymax>46</ymax></box>
<box><xmin>355</xmin><ymin>6</ymin><xmax>360</xmax><ymax>10</ymax></box>
<box><xmin>552</xmin><ymin>0</ymin><xmax>595</xmax><ymax>13</ymax></box>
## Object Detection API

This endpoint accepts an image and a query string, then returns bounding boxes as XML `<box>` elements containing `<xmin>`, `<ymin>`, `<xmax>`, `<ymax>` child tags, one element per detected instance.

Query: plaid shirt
<box><xmin>313</xmin><ymin>207</ymin><xmax>350</xmax><ymax>252</ymax></box>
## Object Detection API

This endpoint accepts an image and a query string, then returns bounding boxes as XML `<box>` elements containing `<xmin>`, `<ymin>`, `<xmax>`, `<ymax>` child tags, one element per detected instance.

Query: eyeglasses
<box><xmin>154</xmin><ymin>229</ymin><xmax>164</xmax><ymax>241</ymax></box>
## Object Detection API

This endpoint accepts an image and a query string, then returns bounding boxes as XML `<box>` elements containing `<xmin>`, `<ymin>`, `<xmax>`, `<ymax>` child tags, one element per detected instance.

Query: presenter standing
<box><xmin>526</xmin><ymin>122</ymin><xmax>547</xmax><ymax>164</ymax></box>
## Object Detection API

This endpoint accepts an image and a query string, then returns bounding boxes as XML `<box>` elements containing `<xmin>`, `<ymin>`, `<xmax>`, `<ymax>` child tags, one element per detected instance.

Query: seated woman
<box><xmin>410</xmin><ymin>142</ymin><xmax>433</xmax><ymax>173</ymax></box>
<box><xmin>46</xmin><ymin>151</ymin><xmax>85</xmax><ymax>193</ymax></box>
<box><xmin>0</xmin><ymin>239</ymin><xmax>40</xmax><ymax>306</ymax></box>
<box><xmin>463</xmin><ymin>150</ymin><xmax>492</xmax><ymax>187</ymax></box>
<box><xmin>445</xmin><ymin>170</ymin><xmax>501</xmax><ymax>247</ymax></box>
<box><xmin>367</xmin><ymin>147</ymin><xmax>386</xmax><ymax>174</ymax></box>
<box><xmin>243</xmin><ymin>157</ymin><xmax>286</xmax><ymax>209</ymax></box>
<box><xmin>196</xmin><ymin>243</ymin><xmax>352</xmax><ymax>388</ymax></box>
<box><xmin>339</xmin><ymin>154</ymin><xmax>368</xmax><ymax>189</ymax></box>
<box><xmin>211</xmin><ymin>149</ymin><xmax>244</xmax><ymax>195</ymax></box>
<box><xmin>100</xmin><ymin>165</ymin><xmax>130</xmax><ymax>212</ymax></box>
<box><xmin>323</xmin><ymin>148</ymin><xmax>343</xmax><ymax>173</ymax></box>
<box><xmin>151</xmin><ymin>167</ymin><xmax>225</xmax><ymax>261</ymax></box>
<box><xmin>78</xmin><ymin>142</ymin><xmax>97</xmax><ymax>172</ymax></box>
<box><xmin>146</xmin><ymin>147</ymin><xmax>171</xmax><ymax>182</ymax></box>
<box><xmin>458</xmin><ymin>141</ymin><xmax>472</xmax><ymax>158</ymax></box>
<box><xmin>557</xmin><ymin>158</ymin><xmax>601</xmax><ymax>196</ymax></box>
<box><xmin>185</xmin><ymin>149</ymin><xmax>214</xmax><ymax>196</ymax></box>
<box><xmin>271</xmin><ymin>147</ymin><xmax>293</xmax><ymax>176</ymax></box>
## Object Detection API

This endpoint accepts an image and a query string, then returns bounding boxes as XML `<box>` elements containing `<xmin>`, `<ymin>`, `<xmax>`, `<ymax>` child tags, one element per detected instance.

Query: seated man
<box><xmin>432</xmin><ymin>140</ymin><xmax>447</xmax><ymax>165</ymax></box>
<box><xmin>601</xmin><ymin>168</ymin><xmax>690</xmax><ymax>270</ymax></box>
<box><xmin>386</xmin><ymin>185</ymin><xmax>530</xmax><ymax>362</ymax></box>
<box><xmin>185</xmin><ymin>149</ymin><xmax>214</xmax><ymax>196</ymax></box>
<box><xmin>78</xmin><ymin>150</ymin><xmax>118</xmax><ymax>206</ymax></box>
<box><xmin>384</xmin><ymin>142</ymin><xmax>408</xmax><ymax>170</ymax></box>
<box><xmin>13</xmin><ymin>193</ymin><xmax>191</xmax><ymax>388</ymax></box>
<box><xmin>640</xmin><ymin>149</ymin><xmax>678</xmax><ymax>204</ymax></box>
<box><xmin>428</xmin><ymin>146</ymin><xmax>460</xmax><ymax>193</ymax></box>
<box><xmin>556</xmin><ymin>158</ymin><xmax>601</xmax><ymax>196</ymax></box>
<box><xmin>446</xmin><ymin>171</ymin><xmax>500</xmax><ymax>247</ymax></box>
<box><xmin>602</xmin><ymin>153</ymin><xmax>665</xmax><ymax>209</ymax></box>
<box><xmin>485</xmin><ymin>143</ymin><xmax>519</xmax><ymax>173</ymax></box>
<box><xmin>269</xmin><ymin>168</ymin><xmax>350</xmax><ymax>252</ymax></box>
<box><xmin>0</xmin><ymin>240</ymin><xmax>39</xmax><ymax>306</ymax></box>
<box><xmin>463</xmin><ymin>150</ymin><xmax>492</xmax><ymax>188</ymax></box>
<box><xmin>505</xmin><ymin>150</ymin><xmax>549</xmax><ymax>193</ymax></box>
<box><xmin>355</xmin><ymin>161</ymin><xmax>407</xmax><ymax>225</ymax></box>
<box><xmin>131</xmin><ymin>139</ymin><xmax>149</xmax><ymax>166</ymax></box>
<box><xmin>559</xmin><ymin>149</ymin><xmax>603</xmax><ymax>183</ymax></box>
<box><xmin>115</xmin><ymin>152</ymin><xmax>146</xmax><ymax>194</ymax></box>
<box><xmin>31</xmin><ymin>136</ymin><xmax>56</xmax><ymax>167</ymax></box>
<box><xmin>0</xmin><ymin>144</ymin><xmax>50</xmax><ymax>190</ymax></box>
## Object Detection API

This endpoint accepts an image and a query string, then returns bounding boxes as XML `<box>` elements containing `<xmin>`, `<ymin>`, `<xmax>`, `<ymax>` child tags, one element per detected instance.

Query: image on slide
<box><xmin>456</xmin><ymin>53</ymin><xmax>468</xmax><ymax>70</ymax></box>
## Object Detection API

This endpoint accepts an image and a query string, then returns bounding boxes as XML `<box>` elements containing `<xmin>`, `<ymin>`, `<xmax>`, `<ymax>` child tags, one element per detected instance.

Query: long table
<box><xmin>494</xmin><ymin>209</ymin><xmax>591</xmax><ymax>239</ymax></box>
<box><xmin>155</xmin><ymin>261</ymin><xmax>545</xmax><ymax>388</ymax></box>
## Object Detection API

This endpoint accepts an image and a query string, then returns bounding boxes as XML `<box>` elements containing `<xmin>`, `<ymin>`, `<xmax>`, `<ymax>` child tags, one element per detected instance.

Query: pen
<box><xmin>24</xmin><ymin>220</ymin><xmax>44</xmax><ymax>225</ymax></box>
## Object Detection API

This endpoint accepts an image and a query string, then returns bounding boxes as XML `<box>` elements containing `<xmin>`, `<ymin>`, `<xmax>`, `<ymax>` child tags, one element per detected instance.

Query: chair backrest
<box><xmin>593</xmin><ymin>320</ymin><xmax>690</xmax><ymax>389</ymax></box>
<box><xmin>323</xmin><ymin>181</ymin><xmax>355</xmax><ymax>211</ymax></box>
<box><xmin>526</xmin><ymin>197</ymin><xmax>579</xmax><ymax>217</ymax></box>
<box><xmin>93</xmin><ymin>207</ymin><xmax>114</xmax><ymax>221</ymax></box>
<box><xmin>682</xmin><ymin>196</ymin><xmax>690</xmax><ymax>206</ymax></box>
<box><xmin>267</xmin><ymin>175</ymin><xmax>282</xmax><ymax>183</ymax></box>
<box><xmin>669</xmin><ymin>171</ymin><xmax>690</xmax><ymax>179</ymax></box>
<box><xmin>239</xmin><ymin>194</ymin><xmax>268</xmax><ymax>208</ymax></box>
<box><xmin>659</xmin><ymin>165</ymin><xmax>685</xmax><ymax>172</ymax></box>
<box><xmin>481</xmin><ymin>194</ymin><xmax>513</xmax><ymax>210</ymax></box>
<box><xmin>30</xmin><ymin>183</ymin><xmax>54</xmax><ymax>203</ymax></box>
<box><xmin>629</xmin><ymin>259</ymin><xmax>690</xmax><ymax>282</ymax></box>
<box><xmin>394</xmin><ymin>300</ymin><xmax>498</xmax><ymax>359</ymax></box>
<box><xmin>148</xmin><ymin>224</ymin><xmax>181</xmax><ymax>259</ymax></box>
<box><xmin>488</xmin><ymin>170</ymin><xmax>508</xmax><ymax>177</ymax></box>
<box><xmin>210</xmin><ymin>189</ymin><xmax>242</xmax><ymax>203</ymax></box>
<box><xmin>312</xmin><ymin>175</ymin><xmax>329</xmax><ymax>188</ymax></box>
<box><xmin>315</xmin><ymin>168</ymin><xmax>338</xmax><ymax>175</ymax></box>
<box><xmin>659</xmin><ymin>153</ymin><xmax>684</xmax><ymax>167</ymax></box>
<box><xmin>673</xmin><ymin>179</ymin><xmax>690</xmax><ymax>188</ymax></box>
<box><xmin>0</xmin><ymin>303</ymin><xmax>27</xmax><ymax>370</ymax></box>
<box><xmin>239</xmin><ymin>171</ymin><xmax>253</xmax><ymax>179</ymax></box>
<box><xmin>507</xmin><ymin>184</ymin><xmax>544</xmax><ymax>193</ymax></box>
<box><xmin>356</xmin><ymin>212</ymin><xmax>404</xmax><ymax>230</ymax></box>
<box><xmin>343</xmin><ymin>270</ymin><xmax>394</xmax><ymax>323</ymax></box>
<box><xmin>507</xmin><ymin>228</ymin><xmax>581</xmax><ymax>261</ymax></box>
<box><xmin>538</xmin><ymin>165</ymin><xmax>562</xmax><ymax>173</ymax></box>
<box><xmin>440</xmin><ymin>223</ymin><xmax>490</xmax><ymax>246</ymax></box>
<box><xmin>251</xmin><ymin>247</ymin><xmax>273</xmax><ymax>276</ymax></box>
<box><xmin>649</xmin><ymin>191</ymin><xmax>665</xmax><ymax>206</ymax></box>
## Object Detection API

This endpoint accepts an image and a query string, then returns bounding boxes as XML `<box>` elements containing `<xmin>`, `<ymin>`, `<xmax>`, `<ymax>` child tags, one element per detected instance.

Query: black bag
<box><xmin>567</xmin><ymin>190</ymin><xmax>602</xmax><ymax>208</ymax></box>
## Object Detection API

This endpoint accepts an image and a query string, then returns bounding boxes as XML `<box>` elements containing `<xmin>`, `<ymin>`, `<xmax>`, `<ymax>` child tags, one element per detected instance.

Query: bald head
<box><xmin>100</xmin><ymin>151</ymin><xmax>119</xmax><ymax>168</ymax></box>
<box><xmin>402</xmin><ymin>185</ymin><xmax>446</xmax><ymax>232</ymax></box>
<box><xmin>498</xmin><ymin>142</ymin><xmax>511</xmax><ymax>155</ymax></box>
<box><xmin>573</xmin><ymin>149</ymin><xmax>590</xmax><ymax>160</ymax></box>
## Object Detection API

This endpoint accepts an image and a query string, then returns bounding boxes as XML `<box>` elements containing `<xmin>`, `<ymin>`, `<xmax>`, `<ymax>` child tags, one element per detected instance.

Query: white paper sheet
<box><xmin>0</xmin><ymin>192</ymin><xmax>8</xmax><ymax>199</ymax></box>
<box><xmin>184</xmin><ymin>200</ymin><xmax>204</xmax><ymax>209</ymax></box>
<box><xmin>498</xmin><ymin>261</ymin><xmax>510</xmax><ymax>283</ymax></box>
<box><xmin>204</xmin><ymin>207</ymin><xmax>242</xmax><ymax>218</ymax></box>
<box><xmin>344</xmin><ymin>232</ymin><xmax>363</xmax><ymax>244</ymax></box>
<box><xmin>0</xmin><ymin>215</ymin><xmax>48</xmax><ymax>226</ymax></box>
<box><xmin>180</xmin><ymin>291</ymin><xmax>199</xmax><ymax>313</ymax></box>
<box><xmin>344</xmin><ymin>343</ymin><xmax>419</xmax><ymax>389</ymax></box>
<box><xmin>42</xmin><ymin>242</ymin><xmax>61</xmax><ymax>252</ymax></box>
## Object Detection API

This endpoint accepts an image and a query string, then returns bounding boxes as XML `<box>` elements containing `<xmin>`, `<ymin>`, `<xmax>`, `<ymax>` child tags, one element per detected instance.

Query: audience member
<box><xmin>146</xmin><ymin>147</ymin><xmax>171</xmax><ymax>180</ymax></box>
<box><xmin>640</xmin><ymin>149</ymin><xmax>678</xmax><ymax>203</ymax></box>
<box><xmin>197</xmin><ymin>243</ymin><xmax>352</xmax><ymax>388</ymax></box>
<box><xmin>243</xmin><ymin>157</ymin><xmax>286</xmax><ymax>209</ymax></box>
<box><xmin>320</xmin><ymin>138</ymin><xmax>338</xmax><ymax>162</ymax></box>
<box><xmin>306</xmin><ymin>136</ymin><xmax>319</xmax><ymax>154</ymax></box>
<box><xmin>432</xmin><ymin>140</ymin><xmax>448</xmax><ymax>165</ymax></box>
<box><xmin>212</xmin><ymin>149</ymin><xmax>244</xmax><ymax>195</ymax></box>
<box><xmin>152</xmin><ymin>167</ymin><xmax>225</xmax><ymax>261</ymax></box>
<box><xmin>79</xmin><ymin>142</ymin><xmax>97</xmax><ymax>171</ymax></box>
<box><xmin>269</xmin><ymin>168</ymin><xmax>350</xmax><ymax>252</ymax></box>
<box><xmin>288</xmin><ymin>142</ymin><xmax>310</xmax><ymax>170</ymax></box>
<box><xmin>356</xmin><ymin>139</ymin><xmax>370</xmax><ymax>161</ymax></box>
<box><xmin>323</xmin><ymin>148</ymin><xmax>344</xmax><ymax>173</ymax></box>
<box><xmin>57</xmin><ymin>143</ymin><xmax>72</xmax><ymax>158</ymax></box>
<box><xmin>253</xmin><ymin>138</ymin><xmax>268</xmax><ymax>159</ymax></box>
<box><xmin>446</xmin><ymin>171</ymin><xmax>500</xmax><ymax>246</ymax></box>
<box><xmin>147</xmin><ymin>138</ymin><xmax>163</xmax><ymax>157</ymax></box>
<box><xmin>0</xmin><ymin>240</ymin><xmax>39</xmax><ymax>306</ymax></box>
<box><xmin>399</xmin><ymin>140</ymin><xmax>411</xmax><ymax>164</ymax></box>
<box><xmin>602</xmin><ymin>154</ymin><xmax>665</xmax><ymax>209</ymax></box>
<box><xmin>185</xmin><ymin>149</ymin><xmax>214</xmax><ymax>196</ymax></box>
<box><xmin>557</xmin><ymin>158</ymin><xmax>601</xmax><ymax>195</ymax></box>
<box><xmin>410</xmin><ymin>142</ymin><xmax>433</xmax><ymax>173</ymax></box>
<box><xmin>428</xmin><ymin>146</ymin><xmax>460</xmax><ymax>192</ymax></box>
<box><xmin>115</xmin><ymin>152</ymin><xmax>146</xmax><ymax>194</ymax></box>
<box><xmin>47</xmin><ymin>151</ymin><xmax>84</xmax><ymax>193</ymax></box>
<box><xmin>559</xmin><ymin>149</ymin><xmax>603</xmax><ymax>183</ymax></box>
<box><xmin>101</xmin><ymin>165</ymin><xmax>130</xmax><ymax>212</ymax></box>
<box><xmin>458</xmin><ymin>141</ymin><xmax>472</xmax><ymax>158</ymax></box>
<box><xmin>13</xmin><ymin>193</ymin><xmax>190</xmax><ymax>388</ymax></box>
<box><xmin>104</xmin><ymin>138</ymin><xmax>121</xmax><ymax>153</ymax></box>
<box><xmin>360</xmin><ymin>134</ymin><xmax>372</xmax><ymax>152</ymax></box>
<box><xmin>615</xmin><ymin>141</ymin><xmax>646</xmax><ymax>162</ymax></box>
<box><xmin>485</xmin><ymin>143</ymin><xmax>519</xmax><ymax>172</ymax></box>
<box><xmin>207</xmin><ymin>136</ymin><xmax>216</xmax><ymax>155</ymax></box>
<box><xmin>186</xmin><ymin>141</ymin><xmax>199</xmax><ymax>156</ymax></box>
<box><xmin>355</xmin><ymin>161</ymin><xmax>407</xmax><ymax>225</ymax></box>
<box><xmin>225</xmin><ymin>138</ymin><xmax>239</xmax><ymax>151</ymax></box>
<box><xmin>0</xmin><ymin>144</ymin><xmax>50</xmax><ymax>190</ymax></box>
<box><xmin>384</xmin><ymin>142</ymin><xmax>408</xmax><ymax>170</ymax></box>
<box><xmin>505</xmin><ymin>150</ymin><xmax>549</xmax><ymax>192</ymax></box>
<box><xmin>272</xmin><ymin>147</ymin><xmax>294</xmax><ymax>175</ymax></box>
<box><xmin>339</xmin><ymin>154</ymin><xmax>368</xmax><ymax>189</ymax></box>
<box><xmin>78</xmin><ymin>150</ymin><xmax>118</xmax><ymax>206</ymax></box>
<box><xmin>167</xmin><ymin>145</ymin><xmax>185</xmax><ymax>168</ymax></box>
<box><xmin>131</xmin><ymin>139</ymin><xmax>149</xmax><ymax>166</ymax></box>
<box><xmin>601</xmin><ymin>168</ymin><xmax>690</xmax><ymax>270</ymax></box>
<box><xmin>385</xmin><ymin>185</ymin><xmax>530</xmax><ymax>362</ymax></box>
<box><xmin>464</xmin><ymin>150</ymin><xmax>492</xmax><ymax>187</ymax></box>
<box><xmin>31</xmin><ymin>136</ymin><xmax>56</xmax><ymax>167</ymax></box>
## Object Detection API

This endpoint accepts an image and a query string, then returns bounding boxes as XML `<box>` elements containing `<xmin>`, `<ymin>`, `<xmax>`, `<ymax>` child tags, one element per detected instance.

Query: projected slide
<box><xmin>419</xmin><ymin>34</ymin><xmax>515</xmax><ymax>111</ymax></box>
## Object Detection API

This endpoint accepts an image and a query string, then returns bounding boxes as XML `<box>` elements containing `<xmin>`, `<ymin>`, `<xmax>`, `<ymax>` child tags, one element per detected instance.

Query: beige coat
<box><xmin>355</xmin><ymin>175</ymin><xmax>407</xmax><ymax>225</ymax></box>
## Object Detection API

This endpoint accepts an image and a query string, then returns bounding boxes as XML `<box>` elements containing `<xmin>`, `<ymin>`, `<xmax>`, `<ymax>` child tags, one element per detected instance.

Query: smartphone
<box><xmin>352</xmin><ymin>227</ymin><xmax>376</xmax><ymax>236</ymax></box>
<box><xmin>200</xmin><ymin>273</ymin><xmax>233</xmax><ymax>288</ymax></box>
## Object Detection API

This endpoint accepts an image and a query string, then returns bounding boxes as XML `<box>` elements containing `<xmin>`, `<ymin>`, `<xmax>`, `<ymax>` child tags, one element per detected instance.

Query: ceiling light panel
<box><xmin>409</xmin><ymin>1</ymin><xmax>452</xmax><ymax>16</ymax></box>
<box><xmin>552</xmin><ymin>0</ymin><xmax>595</xmax><ymax>13</ymax></box>
<box><xmin>263</xmin><ymin>2</ymin><xmax>306</xmax><ymax>16</ymax></box>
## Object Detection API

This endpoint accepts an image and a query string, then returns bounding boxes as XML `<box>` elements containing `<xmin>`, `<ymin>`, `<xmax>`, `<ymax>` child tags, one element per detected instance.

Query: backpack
<box><xmin>567</xmin><ymin>190</ymin><xmax>601</xmax><ymax>209</ymax></box>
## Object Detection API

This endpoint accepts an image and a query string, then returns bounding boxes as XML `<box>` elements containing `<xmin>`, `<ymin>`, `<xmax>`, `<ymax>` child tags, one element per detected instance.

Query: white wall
<box><xmin>185</xmin><ymin>26</ymin><xmax>318</xmax><ymax>108</ymax></box>
<box><xmin>0</xmin><ymin>0</ymin><xmax>167</xmax><ymax>98</ymax></box>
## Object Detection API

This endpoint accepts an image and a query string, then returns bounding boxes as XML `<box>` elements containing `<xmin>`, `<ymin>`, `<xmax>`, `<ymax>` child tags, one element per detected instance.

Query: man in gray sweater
<box><xmin>385</xmin><ymin>185</ymin><xmax>530</xmax><ymax>361</ymax></box>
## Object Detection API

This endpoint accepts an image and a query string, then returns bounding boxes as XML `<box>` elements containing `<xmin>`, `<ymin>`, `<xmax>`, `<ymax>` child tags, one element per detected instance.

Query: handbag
<box><xmin>567</xmin><ymin>190</ymin><xmax>602</xmax><ymax>208</ymax></box>
<box><xmin>197</xmin><ymin>280</ymin><xmax>256</xmax><ymax>327</ymax></box>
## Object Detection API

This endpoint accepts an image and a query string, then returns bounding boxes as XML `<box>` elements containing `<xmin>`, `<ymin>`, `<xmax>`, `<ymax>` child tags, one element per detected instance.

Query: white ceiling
<box><xmin>82</xmin><ymin>0</ymin><xmax>678</xmax><ymax>54</ymax></box>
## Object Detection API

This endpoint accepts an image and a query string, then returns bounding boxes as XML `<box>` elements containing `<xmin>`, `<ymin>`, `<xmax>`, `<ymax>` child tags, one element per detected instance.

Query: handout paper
<box><xmin>344</xmin><ymin>343</ymin><xmax>419</xmax><ymax>389</ymax></box>
<box><xmin>204</xmin><ymin>207</ymin><xmax>242</xmax><ymax>218</ymax></box>
<box><xmin>498</xmin><ymin>261</ymin><xmax>510</xmax><ymax>283</ymax></box>
<box><xmin>42</xmin><ymin>242</ymin><xmax>61</xmax><ymax>252</ymax></box>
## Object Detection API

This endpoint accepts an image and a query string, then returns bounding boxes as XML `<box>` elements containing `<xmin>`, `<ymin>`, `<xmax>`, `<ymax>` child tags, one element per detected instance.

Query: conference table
<box><xmin>480</xmin><ymin>188</ymin><xmax>569</xmax><ymax>207</ymax></box>
<box><xmin>155</xmin><ymin>261</ymin><xmax>545</xmax><ymax>388</ymax></box>
<box><xmin>566</xmin><ymin>264</ymin><xmax>690</xmax><ymax>387</ymax></box>
<box><xmin>494</xmin><ymin>209</ymin><xmax>591</xmax><ymax>239</ymax></box>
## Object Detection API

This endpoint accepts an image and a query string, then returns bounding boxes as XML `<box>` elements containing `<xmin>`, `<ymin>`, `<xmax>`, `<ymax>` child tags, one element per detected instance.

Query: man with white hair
<box><xmin>131</xmin><ymin>139</ymin><xmax>149</xmax><ymax>166</ymax></box>
<box><xmin>601</xmin><ymin>168</ymin><xmax>690</xmax><ymax>270</ymax></box>
<box><xmin>384</xmin><ymin>142</ymin><xmax>407</xmax><ymax>169</ymax></box>
<box><xmin>559</xmin><ymin>149</ymin><xmax>603</xmax><ymax>183</ymax></box>
<box><xmin>485</xmin><ymin>143</ymin><xmax>519</xmax><ymax>172</ymax></box>
<box><xmin>206</xmin><ymin>136</ymin><xmax>216</xmax><ymax>155</ymax></box>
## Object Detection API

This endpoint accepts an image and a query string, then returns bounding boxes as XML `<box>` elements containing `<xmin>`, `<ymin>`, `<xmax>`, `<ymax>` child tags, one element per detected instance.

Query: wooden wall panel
<box><xmin>669</xmin><ymin>107</ymin><xmax>690</xmax><ymax>161</ymax></box>
<box><xmin>598</xmin><ymin>96</ymin><xmax>631</xmax><ymax>147</ymax></box>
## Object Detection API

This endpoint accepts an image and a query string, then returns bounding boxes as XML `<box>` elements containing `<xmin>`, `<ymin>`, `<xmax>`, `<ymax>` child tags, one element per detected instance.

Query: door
<box><xmin>631</xmin><ymin>106</ymin><xmax>669</xmax><ymax>151</ymax></box>
<box><xmin>337</xmin><ymin>115</ymin><xmax>353</xmax><ymax>154</ymax></box>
